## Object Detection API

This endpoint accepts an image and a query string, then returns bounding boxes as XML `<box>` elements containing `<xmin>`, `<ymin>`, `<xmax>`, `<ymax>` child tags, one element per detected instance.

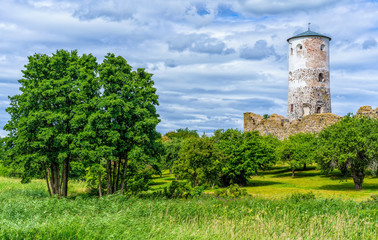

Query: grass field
<box><xmin>152</xmin><ymin>165</ymin><xmax>378</xmax><ymax>201</ymax></box>
<box><xmin>0</xmin><ymin>166</ymin><xmax>377</xmax><ymax>239</ymax></box>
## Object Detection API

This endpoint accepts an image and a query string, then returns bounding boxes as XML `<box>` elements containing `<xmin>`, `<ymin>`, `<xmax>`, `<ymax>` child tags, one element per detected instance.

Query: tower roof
<box><xmin>287</xmin><ymin>29</ymin><xmax>331</xmax><ymax>42</ymax></box>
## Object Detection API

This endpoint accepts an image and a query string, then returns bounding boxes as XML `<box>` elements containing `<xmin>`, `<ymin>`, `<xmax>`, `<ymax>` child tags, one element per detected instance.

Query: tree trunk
<box><xmin>45</xmin><ymin>167</ymin><xmax>52</xmax><ymax>197</ymax></box>
<box><xmin>106</xmin><ymin>160</ymin><xmax>111</xmax><ymax>195</ymax></box>
<box><xmin>291</xmin><ymin>168</ymin><xmax>295</xmax><ymax>177</ymax></box>
<box><xmin>98</xmin><ymin>171</ymin><xmax>103</xmax><ymax>197</ymax></box>
<box><xmin>61</xmin><ymin>157</ymin><xmax>69</xmax><ymax>197</ymax></box>
<box><xmin>116</xmin><ymin>159</ymin><xmax>121</xmax><ymax>191</ymax></box>
<box><xmin>120</xmin><ymin>153</ymin><xmax>128</xmax><ymax>194</ymax></box>
<box><xmin>51</xmin><ymin>163</ymin><xmax>61</xmax><ymax>195</ymax></box>
<box><xmin>112</xmin><ymin>160</ymin><xmax>117</xmax><ymax>193</ymax></box>
<box><xmin>303</xmin><ymin>163</ymin><xmax>307</xmax><ymax>170</ymax></box>
<box><xmin>48</xmin><ymin>167</ymin><xmax>55</xmax><ymax>194</ymax></box>
<box><xmin>351</xmin><ymin>170</ymin><xmax>364</xmax><ymax>190</ymax></box>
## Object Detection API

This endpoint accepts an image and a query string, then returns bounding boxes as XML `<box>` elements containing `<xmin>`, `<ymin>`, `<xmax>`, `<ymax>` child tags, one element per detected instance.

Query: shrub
<box><xmin>287</xmin><ymin>192</ymin><xmax>316</xmax><ymax>203</ymax></box>
<box><xmin>161</xmin><ymin>181</ymin><xmax>204</xmax><ymax>199</ymax></box>
<box><xmin>214</xmin><ymin>184</ymin><xmax>248</xmax><ymax>198</ymax></box>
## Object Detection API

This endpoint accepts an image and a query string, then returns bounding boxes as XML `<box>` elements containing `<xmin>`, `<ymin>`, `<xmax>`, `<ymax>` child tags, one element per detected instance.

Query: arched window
<box><xmin>296</xmin><ymin>44</ymin><xmax>303</xmax><ymax>52</ymax></box>
<box><xmin>318</xmin><ymin>73</ymin><xmax>324</xmax><ymax>82</ymax></box>
<box><xmin>320</xmin><ymin>44</ymin><xmax>325</xmax><ymax>51</ymax></box>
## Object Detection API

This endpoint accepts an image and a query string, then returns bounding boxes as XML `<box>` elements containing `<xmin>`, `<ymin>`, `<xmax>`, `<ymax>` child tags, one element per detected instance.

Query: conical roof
<box><xmin>287</xmin><ymin>30</ymin><xmax>331</xmax><ymax>42</ymax></box>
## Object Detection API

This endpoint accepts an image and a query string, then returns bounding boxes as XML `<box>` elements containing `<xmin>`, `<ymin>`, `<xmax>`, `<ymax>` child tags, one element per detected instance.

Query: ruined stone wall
<box><xmin>356</xmin><ymin>106</ymin><xmax>378</xmax><ymax>119</ymax></box>
<box><xmin>244</xmin><ymin>106</ymin><xmax>377</xmax><ymax>140</ymax></box>
<box><xmin>287</xmin><ymin>36</ymin><xmax>331</xmax><ymax>120</ymax></box>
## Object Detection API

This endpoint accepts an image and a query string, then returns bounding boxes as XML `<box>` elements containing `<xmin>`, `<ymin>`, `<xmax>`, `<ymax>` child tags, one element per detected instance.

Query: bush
<box><xmin>214</xmin><ymin>184</ymin><xmax>248</xmax><ymax>198</ymax></box>
<box><xmin>161</xmin><ymin>181</ymin><xmax>204</xmax><ymax>199</ymax></box>
<box><xmin>287</xmin><ymin>192</ymin><xmax>316</xmax><ymax>203</ymax></box>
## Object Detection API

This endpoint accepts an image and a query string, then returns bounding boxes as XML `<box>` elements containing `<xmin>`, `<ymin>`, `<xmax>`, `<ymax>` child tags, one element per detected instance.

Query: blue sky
<box><xmin>0</xmin><ymin>0</ymin><xmax>377</xmax><ymax>136</ymax></box>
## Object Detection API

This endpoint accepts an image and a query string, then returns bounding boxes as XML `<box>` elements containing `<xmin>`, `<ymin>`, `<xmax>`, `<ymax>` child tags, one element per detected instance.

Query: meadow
<box><xmin>0</xmin><ymin>167</ymin><xmax>377</xmax><ymax>239</ymax></box>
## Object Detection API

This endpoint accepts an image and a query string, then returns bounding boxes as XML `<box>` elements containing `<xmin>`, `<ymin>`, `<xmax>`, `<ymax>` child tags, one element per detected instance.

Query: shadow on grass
<box><xmin>262</xmin><ymin>166</ymin><xmax>318</xmax><ymax>176</ymax></box>
<box><xmin>318</xmin><ymin>182</ymin><xmax>378</xmax><ymax>191</ymax></box>
<box><xmin>149</xmin><ymin>182</ymin><xmax>167</xmax><ymax>186</ymax></box>
<box><xmin>274</xmin><ymin>171</ymin><xmax>320</xmax><ymax>178</ymax></box>
<box><xmin>248</xmin><ymin>180</ymin><xmax>284</xmax><ymax>187</ymax></box>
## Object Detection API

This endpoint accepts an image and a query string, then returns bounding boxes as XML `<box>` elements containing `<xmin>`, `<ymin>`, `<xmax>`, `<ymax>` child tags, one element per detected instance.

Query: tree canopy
<box><xmin>3</xmin><ymin>50</ymin><xmax>161</xmax><ymax>196</ymax></box>
<box><xmin>317</xmin><ymin>115</ymin><xmax>378</xmax><ymax>189</ymax></box>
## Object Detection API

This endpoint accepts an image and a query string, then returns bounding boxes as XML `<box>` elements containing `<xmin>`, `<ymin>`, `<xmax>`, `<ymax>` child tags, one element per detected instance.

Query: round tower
<box><xmin>287</xmin><ymin>25</ymin><xmax>331</xmax><ymax>121</ymax></box>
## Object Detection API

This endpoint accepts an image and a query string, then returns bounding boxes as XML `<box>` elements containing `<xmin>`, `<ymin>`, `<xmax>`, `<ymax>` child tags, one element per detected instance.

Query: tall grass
<box><xmin>0</xmin><ymin>178</ymin><xmax>376</xmax><ymax>239</ymax></box>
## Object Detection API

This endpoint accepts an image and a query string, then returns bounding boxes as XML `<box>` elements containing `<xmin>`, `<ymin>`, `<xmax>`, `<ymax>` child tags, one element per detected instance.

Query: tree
<box><xmin>161</xmin><ymin>138</ymin><xmax>182</xmax><ymax>174</ymax></box>
<box><xmin>164</xmin><ymin>128</ymin><xmax>199</xmax><ymax>140</ymax></box>
<box><xmin>80</xmin><ymin>53</ymin><xmax>161</xmax><ymax>195</ymax></box>
<box><xmin>214</xmin><ymin>129</ymin><xmax>277</xmax><ymax>186</ymax></box>
<box><xmin>317</xmin><ymin>115</ymin><xmax>378</xmax><ymax>189</ymax></box>
<box><xmin>4</xmin><ymin>50</ymin><xmax>98</xmax><ymax>196</ymax></box>
<box><xmin>4</xmin><ymin>51</ymin><xmax>161</xmax><ymax>197</ymax></box>
<box><xmin>173</xmin><ymin>137</ymin><xmax>223</xmax><ymax>187</ymax></box>
<box><xmin>161</xmin><ymin>128</ymin><xmax>199</xmax><ymax>174</ymax></box>
<box><xmin>277</xmin><ymin>132</ymin><xmax>317</xmax><ymax>176</ymax></box>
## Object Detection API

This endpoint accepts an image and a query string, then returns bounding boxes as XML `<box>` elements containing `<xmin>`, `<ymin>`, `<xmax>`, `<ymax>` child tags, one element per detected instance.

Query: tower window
<box><xmin>296</xmin><ymin>44</ymin><xmax>303</xmax><ymax>51</ymax></box>
<box><xmin>320</xmin><ymin>44</ymin><xmax>325</xmax><ymax>51</ymax></box>
<box><xmin>291</xmin><ymin>48</ymin><xmax>293</xmax><ymax>55</ymax></box>
<box><xmin>290</xmin><ymin>104</ymin><xmax>294</xmax><ymax>113</ymax></box>
<box><xmin>318</xmin><ymin>73</ymin><xmax>324</xmax><ymax>82</ymax></box>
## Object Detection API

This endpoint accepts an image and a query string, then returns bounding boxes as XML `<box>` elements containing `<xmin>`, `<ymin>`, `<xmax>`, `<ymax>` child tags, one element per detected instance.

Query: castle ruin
<box><xmin>244</xmin><ymin>26</ymin><xmax>377</xmax><ymax>139</ymax></box>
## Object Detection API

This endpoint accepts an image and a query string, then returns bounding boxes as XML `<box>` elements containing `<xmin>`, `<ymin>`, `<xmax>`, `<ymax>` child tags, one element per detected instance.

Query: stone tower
<box><xmin>287</xmin><ymin>25</ymin><xmax>332</xmax><ymax>120</ymax></box>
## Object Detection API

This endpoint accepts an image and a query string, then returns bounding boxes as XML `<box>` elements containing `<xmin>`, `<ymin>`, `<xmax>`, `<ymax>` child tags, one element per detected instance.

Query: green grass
<box><xmin>152</xmin><ymin>166</ymin><xmax>378</xmax><ymax>201</ymax></box>
<box><xmin>243</xmin><ymin>165</ymin><xmax>378</xmax><ymax>201</ymax></box>
<box><xmin>0</xmin><ymin>167</ymin><xmax>377</xmax><ymax>239</ymax></box>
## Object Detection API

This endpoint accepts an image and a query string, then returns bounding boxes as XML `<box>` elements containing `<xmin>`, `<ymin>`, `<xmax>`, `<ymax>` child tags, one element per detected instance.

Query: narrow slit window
<box><xmin>290</xmin><ymin>104</ymin><xmax>294</xmax><ymax>113</ymax></box>
<box><xmin>319</xmin><ymin>73</ymin><xmax>324</xmax><ymax>82</ymax></box>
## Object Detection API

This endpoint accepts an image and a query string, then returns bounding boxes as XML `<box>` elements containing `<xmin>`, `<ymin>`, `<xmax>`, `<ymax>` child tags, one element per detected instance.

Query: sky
<box><xmin>0</xmin><ymin>0</ymin><xmax>377</xmax><ymax>137</ymax></box>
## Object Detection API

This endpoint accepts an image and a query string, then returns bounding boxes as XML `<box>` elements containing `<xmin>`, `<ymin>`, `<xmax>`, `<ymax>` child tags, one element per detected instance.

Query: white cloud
<box><xmin>0</xmin><ymin>0</ymin><xmax>377</xmax><ymax>134</ymax></box>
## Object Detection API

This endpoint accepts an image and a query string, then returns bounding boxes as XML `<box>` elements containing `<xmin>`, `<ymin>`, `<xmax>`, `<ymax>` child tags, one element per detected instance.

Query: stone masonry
<box><xmin>244</xmin><ymin>106</ymin><xmax>377</xmax><ymax>140</ymax></box>
<box><xmin>287</xmin><ymin>27</ymin><xmax>332</xmax><ymax>120</ymax></box>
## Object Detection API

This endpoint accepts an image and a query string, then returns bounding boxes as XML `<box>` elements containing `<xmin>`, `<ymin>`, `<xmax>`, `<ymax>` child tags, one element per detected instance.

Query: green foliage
<box><xmin>317</xmin><ymin>115</ymin><xmax>378</xmax><ymax>189</ymax></box>
<box><xmin>174</xmin><ymin>137</ymin><xmax>224</xmax><ymax>187</ymax></box>
<box><xmin>159</xmin><ymin>181</ymin><xmax>204</xmax><ymax>199</ymax></box>
<box><xmin>277</xmin><ymin>132</ymin><xmax>317</xmax><ymax>176</ymax></box>
<box><xmin>263</xmin><ymin>114</ymin><xmax>270</xmax><ymax>120</ymax></box>
<box><xmin>3</xmin><ymin>50</ymin><xmax>99</xmax><ymax>195</ymax></box>
<box><xmin>3</xmin><ymin>50</ymin><xmax>161</xmax><ymax>196</ymax></box>
<box><xmin>286</xmin><ymin>192</ymin><xmax>316</xmax><ymax>203</ymax></box>
<box><xmin>214</xmin><ymin>184</ymin><xmax>248</xmax><ymax>198</ymax></box>
<box><xmin>214</xmin><ymin>129</ymin><xmax>278</xmax><ymax>186</ymax></box>
<box><xmin>161</xmin><ymin>138</ymin><xmax>182</xmax><ymax>173</ymax></box>
<box><xmin>164</xmin><ymin>128</ymin><xmax>199</xmax><ymax>140</ymax></box>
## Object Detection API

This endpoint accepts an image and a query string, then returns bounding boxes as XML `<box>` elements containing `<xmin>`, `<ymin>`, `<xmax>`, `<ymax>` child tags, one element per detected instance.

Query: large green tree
<box><xmin>317</xmin><ymin>115</ymin><xmax>377</xmax><ymax>189</ymax></box>
<box><xmin>173</xmin><ymin>137</ymin><xmax>223</xmax><ymax>187</ymax></box>
<box><xmin>4</xmin><ymin>50</ymin><xmax>98</xmax><ymax>196</ymax></box>
<box><xmin>4</xmin><ymin>51</ymin><xmax>161</xmax><ymax>197</ymax></box>
<box><xmin>79</xmin><ymin>53</ymin><xmax>161</xmax><ymax>195</ymax></box>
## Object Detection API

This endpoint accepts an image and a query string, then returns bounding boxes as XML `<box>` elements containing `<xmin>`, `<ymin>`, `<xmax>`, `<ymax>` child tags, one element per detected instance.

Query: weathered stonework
<box><xmin>287</xmin><ymin>30</ymin><xmax>331</xmax><ymax>121</ymax></box>
<box><xmin>244</xmin><ymin>106</ymin><xmax>377</xmax><ymax>140</ymax></box>
<box><xmin>356</xmin><ymin>106</ymin><xmax>378</xmax><ymax>119</ymax></box>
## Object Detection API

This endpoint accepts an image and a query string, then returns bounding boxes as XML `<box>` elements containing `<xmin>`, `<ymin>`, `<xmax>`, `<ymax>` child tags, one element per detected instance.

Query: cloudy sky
<box><xmin>0</xmin><ymin>0</ymin><xmax>377</xmax><ymax>136</ymax></box>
